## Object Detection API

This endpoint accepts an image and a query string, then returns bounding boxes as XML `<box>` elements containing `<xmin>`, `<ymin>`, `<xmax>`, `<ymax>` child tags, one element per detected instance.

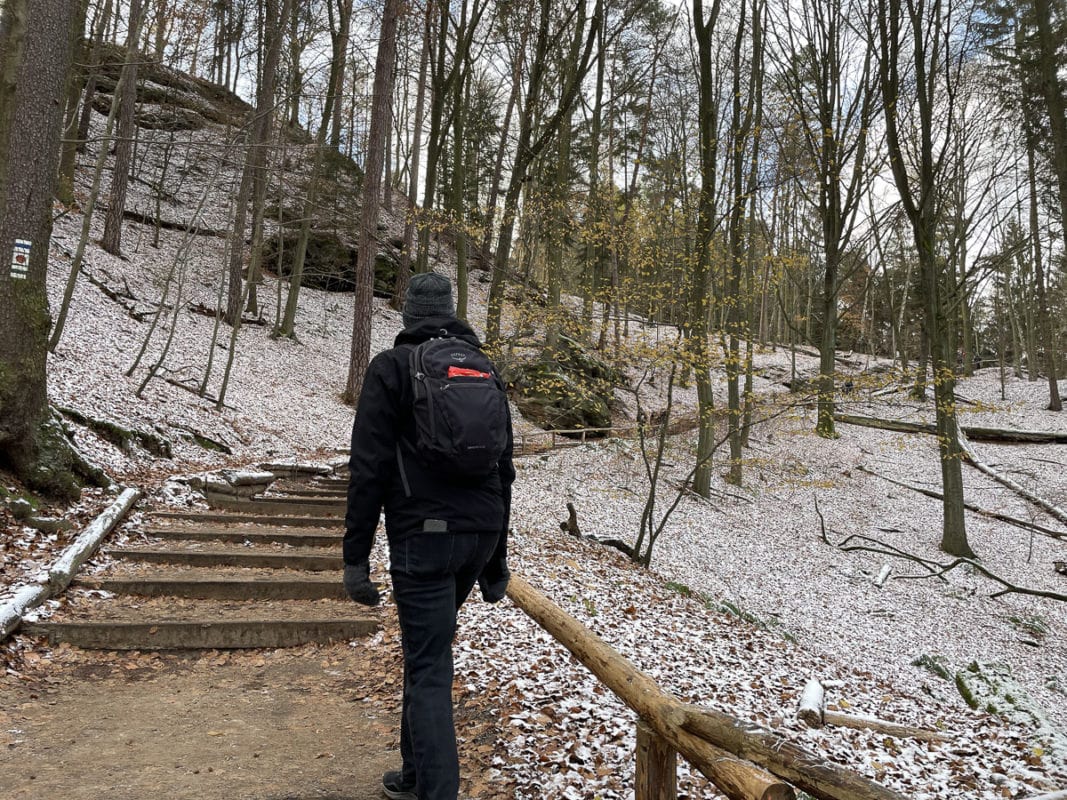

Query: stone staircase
<box><xmin>23</xmin><ymin>467</ymin><xmax>379</xmax><ymax>651</ymax></box>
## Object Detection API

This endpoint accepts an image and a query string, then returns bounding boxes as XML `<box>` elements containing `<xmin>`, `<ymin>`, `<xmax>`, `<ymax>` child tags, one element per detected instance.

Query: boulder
<box><xmin>507</xmin><ymin>337</ymin><xmax>621</xmax><ymax>434</ymax></box>
<box><xmin>262</xmin><ymin>232</ymin><xmax>398</xmax><ymax>296</ymax></box>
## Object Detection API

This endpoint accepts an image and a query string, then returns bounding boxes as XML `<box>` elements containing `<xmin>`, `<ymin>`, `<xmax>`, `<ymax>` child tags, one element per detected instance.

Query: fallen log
<box><xmin>797</xmin><ymin>678</ymin><xmax>826</xmax><ymax>727</ymax></box>
<box><xmin>874</xmin><ymin>565</ymin><xmax>892</xmax><ymax>588</ymax></box>
<box><xmin>796</xmin><ymin>679</ymin><xmax>950</xmax><ymax>744</ymax></box>
<box><xmin>508</xmin><ymin>576</ymin><xmax>908</xmax><ymax>800</ymax></box>
<box><xmin>822</xmin><ymin>712</ymin><xmax>951</xmax><ymax>743</ymax></box>
<box><xmin>47</xmin><ymin>487</ymin><xmax>142</xmax><ymax>592</ymax></box>
<box><xmin>121</xmin><ymin>207</ymin><xmax>224</xmax><ymax>237</ymax></box>
<box><xmin>834</xmin><ymin>413</ymin><xmax>1067</xmax><ymax>445</ymax></box>
<box><xmin>856</xmin><ymin>465</ymin><xmax>1066</xmax><ymax>540</ymax></box>
<box><xmin>2</xmin><ymin>487</ymin><xmax>142</xmax><ymax>641</ymax></box>
<box><xmin>956</xmin><ymin>428</ymin><xmax>1067</xmax><ymax>527</ymax></box>
<box><xmin>0</xmin><ymin>584</ymin><xmax>50</xmax><ymax>640</ymax></box>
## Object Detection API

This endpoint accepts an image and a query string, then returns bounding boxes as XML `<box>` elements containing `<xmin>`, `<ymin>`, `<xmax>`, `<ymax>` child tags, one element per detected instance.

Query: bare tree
<box><xmin>101</xmin><ymin>0</ymin><xmax>146</xmax><ymax>256</ymax></box>
<box><xmin>690</xmin><ymin>0</ymin><xmax>724</xmax><ymax>496</ymax></box>
<box><xmin>344</xmin><ymin>0</ymin><xmax>403</xmax><ymax>403</ymax></box>
<box><xmin>485</xmin><ymin>0</ymin><xmax>603</xmax><ymax>345</ymax></box>
<box><xmin>769</xmin><ymin>0</ymin><xmax>878</xmax><ymax>439</ymax></box>
<box><xmin>877</xmin><ymin>0</ymin><xmax>975</xmax><ymax>557</ymax></box>
<box><xmin>225</xmin><ymin>0</ymin><xmax>292</xmax><ymax>325</ymax></box>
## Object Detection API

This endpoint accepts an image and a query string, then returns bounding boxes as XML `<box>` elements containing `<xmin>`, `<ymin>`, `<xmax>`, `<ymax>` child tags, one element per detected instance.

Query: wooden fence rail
<box><xmin>506</xmin><ymin>575</ymin><xmax>908</xmax><ymax>800</ymax></box>
<box><xmin>514</xmin><ymin>415</ymin><xmax>701</xmax><ymax>456</ymax></box>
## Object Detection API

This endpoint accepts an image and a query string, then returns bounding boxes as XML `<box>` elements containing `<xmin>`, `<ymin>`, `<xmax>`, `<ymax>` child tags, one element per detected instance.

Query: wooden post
<box><xmin>636</xmin><ymin>721</ymin><xmax>676</xmax><ymax>800</ymax></box>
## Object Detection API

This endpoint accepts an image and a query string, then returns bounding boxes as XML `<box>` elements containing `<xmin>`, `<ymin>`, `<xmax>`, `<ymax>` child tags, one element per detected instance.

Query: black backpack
<box><xmin>406</xmin><ymin>336</ymin><xmax>509</xmax><ymax>477</ymax></box>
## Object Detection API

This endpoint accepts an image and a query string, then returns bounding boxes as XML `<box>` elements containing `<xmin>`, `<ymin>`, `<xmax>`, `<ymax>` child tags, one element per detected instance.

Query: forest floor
<box><xmin>1</xmin><ymin>110</ymin><xmax>1066</xmax><ymax>797</ymax></box>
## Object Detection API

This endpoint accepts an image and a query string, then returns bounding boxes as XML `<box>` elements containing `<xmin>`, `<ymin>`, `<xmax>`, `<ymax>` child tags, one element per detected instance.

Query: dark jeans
<box><xmin>390</xmin><ymin>531</ymin><xmax>499</xmax><ymax>800</ymax></box>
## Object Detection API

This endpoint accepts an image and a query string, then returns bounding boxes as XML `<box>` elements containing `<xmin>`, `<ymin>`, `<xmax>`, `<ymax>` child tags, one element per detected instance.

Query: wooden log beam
<box><xmin>680</xmin><ymin>706</ymin><xmax>910</xmax><ymax>800</ymax></box>
<box><xmin>506</xmin><ymin>576</ymin><xmax>794</xmax><ymax>800</ymax></box>
<box><xmin>834</xmin><ymin>413</ymin><xmax>1067</xmax><ymax>445</ymax></box>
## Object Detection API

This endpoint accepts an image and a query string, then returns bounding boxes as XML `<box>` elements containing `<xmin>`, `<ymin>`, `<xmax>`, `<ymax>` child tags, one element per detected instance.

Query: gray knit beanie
<box><xmin>403</xmin><ymin>272</ymin><xmax>455</xmax><ymax>327</ymax></box>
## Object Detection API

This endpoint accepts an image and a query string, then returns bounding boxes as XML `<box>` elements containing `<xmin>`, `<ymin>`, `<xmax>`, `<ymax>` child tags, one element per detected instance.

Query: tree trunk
<box><xmin>1033</xmin><ymin>0</ymin><xmax>1067</xmax><ymax>403</ymax></box>
<box><xmin>723</xmin><ymin>0</ymin><xmax>762</xmax><ymax>486</ymax></box>
<box><xmin>414</xmin><ymin>0</ymin><xmax>451</xmax><ymax>276</ymax></box>
<box><xmin>691</xmin><ymin>0</ymin><xmax>724</xmax><ymax>498</ymax></box>
<box><xmin>0</xmin><ymin>0</ymin><xmax>95</xmax><ymax>500</ymax></box>
<box><xmin>581</xmin><ymin>11</ymin><xmax>606</xmax><ymax>336</ymax></box>
<box><xmin>878</xmin><ymin>0</ymin><xmax>972</xmax><ymax>558</ymax></box>
<box><xmin>71</xmin><ymin>0</ymin><xmax>114</xmax><ymax>162</ymax></box>
<box><xmin>227</xmin><ymin>0</ymin><xmax>291</xmax><ymax>325</ymax></box>
<box><xmin>328</xmin><ymin>0</ymin><xmax>354</xmax><ymax>151</ymax></box>
<box><xmin>100</xmin><ymin>0</ymin><xmax>144</xmax><ymax>257</ymax></box>
<box><xmin>55</xmin><ymin>0</ymin><xmax>94</xmax><ymax>205</ymax></box>
<box><xmin>1024</xmin><ymin>106</ymin><xmax>1062</xmax><ymax>410</ymax></box>
<box><xmin>343</xmin><ymin>0</ymin><xmax>401</xmax><ymax>404</ymax></box>
<box><xmin>452</xmin><ymin>67</ymin><xmax>470</xmax><ymax>320</ymax></box>
<box><xmin>393</xmin><ymin>0</ymin><xmax>433</xmax><ymax>310</ymax></box>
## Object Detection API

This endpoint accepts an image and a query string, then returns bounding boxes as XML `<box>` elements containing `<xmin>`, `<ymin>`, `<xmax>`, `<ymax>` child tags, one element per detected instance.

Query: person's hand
<box><xmin>478</xmin><ymin>569</ymin><xmax>510</xmax><ymax>603</ymax></box>
<box><xmin>343</xmin><ymin>561</ymin><xmax>381</xmax><ymax>606</ymax></box>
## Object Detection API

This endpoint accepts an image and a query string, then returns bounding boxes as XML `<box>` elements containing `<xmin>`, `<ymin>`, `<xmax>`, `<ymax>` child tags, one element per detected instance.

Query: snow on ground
<box><xmin>1</xmin><ymin>111</ymin><xmax>1065</xmax><ymax>797</ymax></box>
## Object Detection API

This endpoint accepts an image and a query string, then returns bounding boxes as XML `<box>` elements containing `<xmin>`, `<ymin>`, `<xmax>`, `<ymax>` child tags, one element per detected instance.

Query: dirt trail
<box><xmin>1</xmin><ymin>640</ymin><xmax>403</xmax><ymax>800</ymax></box>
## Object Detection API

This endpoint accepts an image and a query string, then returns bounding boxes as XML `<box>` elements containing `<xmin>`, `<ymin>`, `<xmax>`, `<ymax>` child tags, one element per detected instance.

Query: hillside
<box><xmin>2</xmin><ymin>71</ymin><xmax>1067</xmax><ymax>799</ymax></box>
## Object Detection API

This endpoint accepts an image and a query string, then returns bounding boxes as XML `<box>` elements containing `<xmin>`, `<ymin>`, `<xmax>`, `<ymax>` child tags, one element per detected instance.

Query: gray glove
<box><xmin>343</xmin><ymin>561</ymin><xmax>381</xmax><ymax>606</ymax></box>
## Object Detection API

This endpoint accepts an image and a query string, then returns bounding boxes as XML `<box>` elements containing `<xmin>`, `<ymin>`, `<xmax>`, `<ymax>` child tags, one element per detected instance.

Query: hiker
<box><xmin>342</xmin><ymin>271</ymin><xmax>515</xmax><ymax>800</ymax></box>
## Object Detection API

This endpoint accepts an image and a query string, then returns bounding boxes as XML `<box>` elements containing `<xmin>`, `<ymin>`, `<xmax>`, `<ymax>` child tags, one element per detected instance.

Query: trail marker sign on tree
<box><xmin>10</xmin><ymin>239</ymin><xmax>31</xmax><ymax>279</ymax></box>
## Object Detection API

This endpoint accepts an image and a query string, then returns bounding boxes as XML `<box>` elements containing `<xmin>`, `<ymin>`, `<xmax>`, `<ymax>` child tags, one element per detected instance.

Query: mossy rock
<box><xmin>954</xmin><ymin>661</ymin><xmax>1067</xmax><ymax>759</ymax></box>
<box><xmin>88</xmin><ymin>41</ymin><xmax>250</xmax><ymax>126</ymax></box>
<box><xmin>556</xmin><ymin>334</ymin><xmax>625</xmax><ymax>384</ymax></box>
<box><xmin>912</xmin><ymin>654</ymin><xmax>954</xmax><ymax>682</ymax></box>
<box><xmin>134</xmin><ymin>105</ymin><xmax>206</xmax><ymax>131</ymax></box>
<box><xmin>262</xmin><ymin>232</ymin><xmax>396</xmax><ymax>296</ymax></box>
<box><xmin>24</xmin><ymin>415</ymin><xmax>110</xmax><ymax>502</ymax></box>
<box><xmin>507</xmin><ymin>345</ymin><xmax>615</xmax><ymax>434</ymax></box>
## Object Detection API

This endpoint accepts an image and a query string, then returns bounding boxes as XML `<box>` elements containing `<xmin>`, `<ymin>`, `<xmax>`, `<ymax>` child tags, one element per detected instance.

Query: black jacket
<box><xmin>343</xmin><ymin>316</ymin><xmax>514</xmax><ymax>577</ymax></box>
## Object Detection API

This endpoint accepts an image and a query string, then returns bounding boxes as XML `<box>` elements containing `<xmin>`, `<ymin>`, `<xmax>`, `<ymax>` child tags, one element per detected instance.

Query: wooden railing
<box><xmin>514</xmin><ymin>426</ymin><xmax>620</xmax><ymax>455</ymax></box>
<box><xmin>514</xmin><ymin>415</ymin><xmax>701</xmax><ymax>456</ymax></box>
<box><xmin>506</xmin><ymin>575</ymin><xmax>907</xmax><ymax>800</ymax></box>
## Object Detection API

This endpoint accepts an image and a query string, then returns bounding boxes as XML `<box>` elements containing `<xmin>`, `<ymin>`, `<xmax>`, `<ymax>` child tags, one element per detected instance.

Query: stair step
<box><xmin>143</xmin><ymin>526</ymin><xmax>339</xmax><ymax>547</ymax></box>
<box><xmin>204</xmin><ymin>497</ymin><xmax>345</xmax><ymax>517</ymax></box>
<box><xmin>265</xmin><ymin>487</ymin><xmax>347</xmax><ymax>498</ymax></box>
<box><xmin>75</xmin><ymin>574</ymin><xmax>347</xmax><ymax>600</ymax></box>
<box><xmin>109</xmin><ymin>548</ymin><xmax>340</xmax><ymax>571</ymax></box>
<box><xmin>150</xmin><ymin>510</ymin><xmax>339</xmax><ymax>527</ymax></box>
<box><xmin>23</xmin><ymin>618</ymin><xmax>377</xmax><ymax>649</ymax></box>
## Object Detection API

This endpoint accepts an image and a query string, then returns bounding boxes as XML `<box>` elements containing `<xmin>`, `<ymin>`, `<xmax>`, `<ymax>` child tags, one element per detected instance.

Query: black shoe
<box><xmin>382</xmin><ymin>770</ymin><xmax>418</xmax><ymax>800</ymax></box>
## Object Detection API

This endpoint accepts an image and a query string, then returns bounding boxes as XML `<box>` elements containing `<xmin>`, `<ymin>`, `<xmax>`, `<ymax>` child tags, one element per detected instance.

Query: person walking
<box><xmin>342</xmin><ymin>271</ymin><xmax>514</xmax><ymax>800</ymax></box>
